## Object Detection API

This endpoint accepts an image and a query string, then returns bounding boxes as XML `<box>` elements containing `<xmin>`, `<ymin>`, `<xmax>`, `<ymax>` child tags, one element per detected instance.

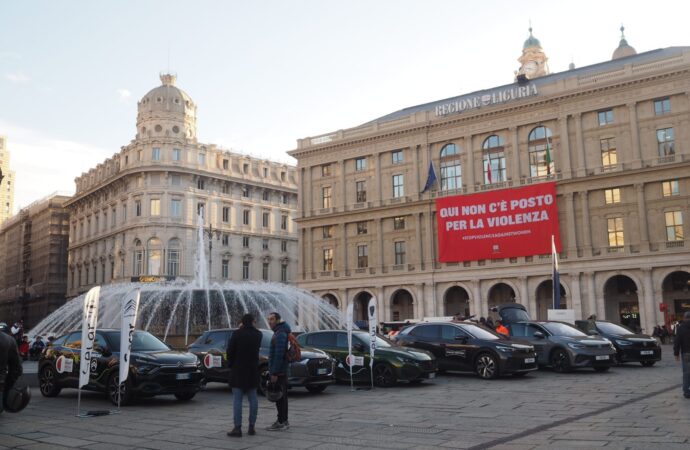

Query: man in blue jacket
<box><xmin>266</xmin><ymin>312</ymin><xmax>291</xmax><ymax>431</ymax></box>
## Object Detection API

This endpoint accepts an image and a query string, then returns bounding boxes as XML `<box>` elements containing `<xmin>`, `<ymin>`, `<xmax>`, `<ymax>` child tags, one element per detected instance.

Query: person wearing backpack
<box><xmin>266</xmin><ymin>312</ymin><xmax>291</xmax><ymax>431</ymax></box>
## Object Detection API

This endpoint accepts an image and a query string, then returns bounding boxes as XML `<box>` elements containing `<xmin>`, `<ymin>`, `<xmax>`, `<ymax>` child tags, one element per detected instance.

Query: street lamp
<box><xmin>203</xmin><ymin>223</ymin><xmax>222</xmax><ymax>282</ymax></box>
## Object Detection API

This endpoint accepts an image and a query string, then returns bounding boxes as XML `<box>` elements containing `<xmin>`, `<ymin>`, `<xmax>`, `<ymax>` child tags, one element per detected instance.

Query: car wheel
<box><xmin>107</xmin><ymin>373</ymin><xmax>132</xmax><ymax>406</ymax></box>
<box><xmin>373</xmin><ymin>363</ymin><xmax>396</xmax><ymax>387</ymax></box>
<box><xmin>257</xmin><ymin>365</ymin><xmax>269</xmax><ymax>396</ymax></box>
<box><xmin>550</xmin><ymin>348</ymin><xmax>572</xmax><ymax>373</ymax></box>
<box><xmin>594</xmin><ymin>366</ymin><xmax>610</xmax><ymax>372</ymax></box>
<box><xmin>39</xmin><ymin>365</ymin><xmax>62</xmax><ymax>397</ymax></box>
<box><xmin>305</xmin><ymin>385</ymin><xmax>327</xmax><ymax>394</ymax></box>
<box><xmin>174</xmin><ymin>391</ymin><xmax>196</xmax><ymax>401</ymax></box>
<box><xmin>641</xmin><ymin>361</ymin><xmax>656</xmax><ymax>367</ymax></box>
<box><xmin>475</xmin><ymin>353</ymin><xmax>499</xmax><ymax>379</ymax></box>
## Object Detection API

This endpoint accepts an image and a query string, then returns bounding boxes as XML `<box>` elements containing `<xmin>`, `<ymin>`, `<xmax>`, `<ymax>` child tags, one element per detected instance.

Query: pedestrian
<box><xmin>495</xmin><ymin>320</ymin><xmax>509</xmax><ymax>336</ymax></box>
<box><xmin>18</xmin><ymin>336</ymin><xmax>29</xmax><ymax>360</ymax></box>
<box><xmin>673</xmin><ymin>311</ymin><xmax>690</xmax><ymax>399</ymax></box>
<box><xmin>29</xmin><ymin>336</ymin><xmax>45</xmax><ymax>360</ymax></box>
<box><xmin>0</xmin><ymin>322</ymin><xmax>24</xmax><ymax>414</ymax></box>
<box><xmin>479</xmin><ymin>317</ymin><xmax>487</xmax><ymax>327</ymax></box>
<box><xmin>10</xmin><ymin>321</ymin><xmax>23</xmax><ymax>347</ymax></box>
<box><xmin>486</xmin><ymin>317</ymin><xmax>494</xmax><ymax>329</ymax></box>
<box><xmin>266</xmin><ymin>311</ymin><xmax>290</xmax><ymax>431</ymax></box>
<box><xmin>226</xmin><ymin>314</ymin><xmax>262</xmax><ymax>438</ymax></box>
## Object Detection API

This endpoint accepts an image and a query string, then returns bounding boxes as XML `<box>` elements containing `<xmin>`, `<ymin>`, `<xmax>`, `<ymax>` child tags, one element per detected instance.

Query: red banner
<box><xmin>436</xmin><ymin>182</ymin><xmax>561</xmax><ymax>262</ymax></box>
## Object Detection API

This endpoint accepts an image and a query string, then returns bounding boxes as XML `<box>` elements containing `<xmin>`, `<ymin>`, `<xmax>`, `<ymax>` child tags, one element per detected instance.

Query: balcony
<box><xmin>666</xmin><ymin>240</ymin><xmax>685</xmax><ymax>249</ymax></box>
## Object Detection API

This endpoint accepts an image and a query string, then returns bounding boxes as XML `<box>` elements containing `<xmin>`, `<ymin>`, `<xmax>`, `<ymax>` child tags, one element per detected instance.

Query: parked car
<box><xmin>393</xmin><ymin>321</ymin><xmax>538</xmax><ymax>379</ymax></box>
<box><xmin>296</xmin><ymin>330</ymin><xmax>437</xmax><ymax>387</ymax></box>
<box><xmin>495</xmin><ymin>304</ymin><xmax>617</xmax><ymax>373</ymax></box>
<box><xmin>188</xmin><ymin>328</ymin><xmax>336</xmax><ymax>394</ymax></box>
<box><xmin>38</xmin><ymin>329</ymin><xmax>203</xmax><ymax>405</ymax></box>
<box><xmin>574</xmin><ymin>320</ymin><xmax>661</xmax><ymax>366</ymax></box>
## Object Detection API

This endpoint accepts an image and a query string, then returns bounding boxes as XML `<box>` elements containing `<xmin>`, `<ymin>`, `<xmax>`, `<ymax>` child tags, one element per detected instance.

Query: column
<box><xmin>472</xmin><ymin>281</ymin><xmax>482</xmax><ymax>318</ymax></box>
<box><xmin>574</xmin><ymin>113</ymin><xmax>586</xmax><ymax>177</ymax></box>
<box><xmin>580</xmin><ymin>191</ymin><xmax>592</xmax><ymax>256</ymax></box>
<box><xmin>424</xmin><ymin>212</ymin><xmax>434</xmax><ymax>268</ymax></box>
<box><xmin>377</xmin><ymin>286</ymin><xmax>386</xmax><ymax>322</ymax></box>
<box><xmin>341</xmin><ymin>222</ymin><xmax>348</xmax><ymax>275</ymax></box>
<box><xmin>636</xmin><ymin>183</ymin><xmax>650</xmax><ymax>252</ymax></box>
<box><xmin>416</xmin><ymin>284</ymin><xmax>426</xmax><ymax>319</ymax></box>
<box><xmin>413</xmin><ymin>145</ymin><xmax>421</xmax><ymax>197</ymax></box>
<box><xmin>464</xmin><ymin>135</ymin><xmax>475</xmax><ymax>190</ymax></box>
<box><xmin>518</xmin><ymin>277</ymin><xmax>533</xmax><ymax>318</ymax></box>
<box><xmin>510</xmin><ymin>126</ymin><xmax>520</xmax><ymax>181</ymax></box>
<box><xmin>305</xmin><ymin>167</ymin><xmax>312</xmax><ymax>217</ymax></box>
<box><xmin>340</xmin><ymin>159</ymin><xmax>346</xmax><ymax>211</ymax></box>
<box><xmin>628</xmin><ymin>102</ymin><xmax>642</xmax><ymax>168</ymax></box>
<box><xmin>377</xmin><ymin>218</ymin><xmax>385</xmax><ymax>272</ymax></box>
<box><xmin>585</xmin><ymin>272</ymin><xmax>597</xmax><ymax>319</ymax></box>
<box><xmin>415</xmin><ymin>213</ymin><xmax>423</xmax><ymax>270</ymax></box>
<box><xmin>338</xmin><ymin>288</ymin><xmax>347</xmax><ymax>314</ymax></box>
<box><xmin>306</xmin><ymin>227</ymin><xmax>313</xmax><ymax>279</ymax></box>
<box><xmin>565</xmin><ymin>193</ymin><xmax>578</xmax><ymax>257</ymax></box>
<box><xmin>570</xmin><ymin>272</ymin><xmax>583</xmax><ymax>320</ymax></box>
<box><xmin>558</xmin><ymin>116</ymin><xmax>572</xmax><ymax>178</ymax></box>
<box><xmin>642</xmin><ymin>268</ymin><xmax>656</xmax><ymax>334</ymax></box>
<box><xmin>376</xmin><ymin>153</ymin><xmax>383</xmax><ymax>205</ymax></box>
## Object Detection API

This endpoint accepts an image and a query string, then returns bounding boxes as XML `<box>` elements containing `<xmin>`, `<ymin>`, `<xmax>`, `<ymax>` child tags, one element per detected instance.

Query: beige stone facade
<box><xmin>0</xmin><ymin>135</ymin><xmax>16</xmax><ymax>225</ymax></box>
<box><xmin>289</xmin><ymin>42</ymin><xmax>690</xmax><ymax>334</ymax></box>
<box><xmin>66</xmin><ymin>75</ymin><xmax>298</xmax><ymax>298</ymax></box>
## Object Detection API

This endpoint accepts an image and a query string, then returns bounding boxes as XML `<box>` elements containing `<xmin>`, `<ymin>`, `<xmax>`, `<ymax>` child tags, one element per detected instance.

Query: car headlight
<box><xmin>567</xmin><ymin>343</ymin><xmax>585</xmax><ymax>349</ymax></box>
<box><xmin>615</xmin><ymin>339</ymin><xmax>632</xmax><ymax>346</ymax></box>
<box><xmin>496</xmin><ymin>345</ymin><xmax>515</xmax><ymax>353</ymax></box>
<box><xmin>395</xmin><ymin>356</ymin><xmax>417</xmax><ymax>365</ymax></box>
<box><xmin>135</xmin><ymin>363</ymin><xmax>158</xmax><ymax>374</ymax></box>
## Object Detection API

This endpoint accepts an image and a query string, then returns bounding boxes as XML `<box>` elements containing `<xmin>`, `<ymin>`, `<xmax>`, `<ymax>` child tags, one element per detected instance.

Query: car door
<box><xmin>48</xmin><ymin>333</ymin><xmax>74</xmax><ymax>387</ymax></box>
<box><xmin>525</xmin><ymin>324</ymin><xmax>549</xmax><ymax>364</ymax></box>
<box><xmin>336</xmin><ymin>332</ymin><xmax>370</xmax><ymax>380</ymax></box>
<box><xmin>400</xmin><ymin>324</ymin><xmax>441</xmax><ymax>359</ymax></box>
<box><xmin>85</xmin><ymin>332</ymin><xmax>112</xmax><ymax>390</ymax></box>
<box><xmin>509</xmin><ymin>323</ymin><xmax>547</xmax><ymax>363</ymax></box>
<box><xmin>61</xmin><ymin>332</ymin><xmax>83</xmax><ymax>388</ymax></box>
<box><xmin>208</xmin><ymin>331</ymin><xmax>231</xmax><ymax>381</ymax></box>
<box><xmin>440</xmin><ymin>325</ymin><xmax>473</xmax><ymax>371</ymax></box>
<box><xmin>306</xmin><ymin>332</ymin><xmax>345</xmax><ymax>379</ymax></box>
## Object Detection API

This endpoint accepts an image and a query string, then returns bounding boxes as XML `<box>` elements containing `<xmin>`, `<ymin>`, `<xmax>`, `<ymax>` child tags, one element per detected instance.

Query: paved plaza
<box><xmin>1</xmin><ymin>345</ymin><xmax>689</xmax><ymax>450</ymax></box>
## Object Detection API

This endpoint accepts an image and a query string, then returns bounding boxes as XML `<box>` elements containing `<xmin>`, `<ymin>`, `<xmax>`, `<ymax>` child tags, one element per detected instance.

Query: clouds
<box><xmin>5</xmin><ymin>72</ymin><xmax>30</xmax><ymax>84</ymax></box>
<box><xmin>117</xmin><ymin>88</ymin><xmax>131</xmax><ymax>102</ymax></box>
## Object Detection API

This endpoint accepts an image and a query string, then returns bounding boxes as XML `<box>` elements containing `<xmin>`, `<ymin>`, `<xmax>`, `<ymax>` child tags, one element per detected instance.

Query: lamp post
<box><xmin>203</xmin><ymin>223</ymin><xmax>222</xmax><ymax>282</ymax></box>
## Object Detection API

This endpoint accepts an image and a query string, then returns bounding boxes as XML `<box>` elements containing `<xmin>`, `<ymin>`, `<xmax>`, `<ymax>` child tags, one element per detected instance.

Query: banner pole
<box><xmin>77</xmin><ymin>387</ymin><xmax>81</xmax><ymax>417</ymax></box>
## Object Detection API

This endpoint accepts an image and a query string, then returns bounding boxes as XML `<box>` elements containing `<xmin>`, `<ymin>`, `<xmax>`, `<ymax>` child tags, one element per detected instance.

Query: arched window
<box><xmin>147</xmin><ymin>238</ymin><xmax>163</xmax><ymax>275</ymax></box>
<box><xmin>482</xmin><ymin>135</ymin><xmax>506</xmax><ymax>184</ymax></box>
<box><xmin>167</xmin><ymin>238</ymin><xmax>181</xmax><ymax>277</ymax></box>
<box><xmin>528</xmin><ymin>126</ymin><xmax>554</xmax><ymax>177</ymax></box>
<box><xmin>440</xmin><ymin>144</ymin><xmax>462</xmax><ymax>191</ymax></box>
<box><xmin>133</xmin><ymin>239</ymin><xmax>144</xmax><ymax>276</ymax></box>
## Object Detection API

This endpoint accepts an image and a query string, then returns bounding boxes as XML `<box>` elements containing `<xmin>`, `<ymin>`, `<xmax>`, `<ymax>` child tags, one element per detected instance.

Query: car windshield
<box><xmin>462</xmin><ymin>324</ymin><xmax>501</xmax><ymax>340</ymax></box>
<box><xmin>597</xmin><ymin>322</ymin><xmax>634</xmax><ymax>335</ymax></box>
<box><xmin>107</xmin><ymin>331</ymin><xmax>170</xmax><ymax>352</ymax></box>
<box><xmin>543</xmin><ymin>322</ymin><xmax>587</xmax><ymax>337</ymax></box>
<box><xmin>354</xmin><ymin>331</ymin><xmax>392</xmax><ymax>348</ymax></box>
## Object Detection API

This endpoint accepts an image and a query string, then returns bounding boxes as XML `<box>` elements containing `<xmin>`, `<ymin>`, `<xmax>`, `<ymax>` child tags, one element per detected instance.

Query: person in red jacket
<box><xmin>495</xmin><ymin>320</ymin><xmax>509</xmax><ymax>336</ymax></box>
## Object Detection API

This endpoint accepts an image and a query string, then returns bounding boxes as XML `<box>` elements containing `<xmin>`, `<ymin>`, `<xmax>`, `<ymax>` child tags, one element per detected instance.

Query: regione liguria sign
<box><xmin>436</xmin><ymin>182</ymin><xmax>561</xmax><ymax>262</ymax></box>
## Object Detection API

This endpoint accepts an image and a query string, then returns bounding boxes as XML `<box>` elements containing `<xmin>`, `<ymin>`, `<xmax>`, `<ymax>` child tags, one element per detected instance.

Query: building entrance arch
<box><xmin>353</xmin><ymin>291</ymin><xmax>372</xmax><ymax>322</ymax></box>
<box><xmin>390</xmin><ymin>289</ymin><xmax>414</xmax><ymax>321</ymax></box>
<box><xmin>661</xmin><ymin>271</ymin><xmax>690</xmax><ymax>323</ymax></box>
<box><xmin>322</xmin><ymin>293</ymin><xmax>339</xmax><ymax>309</ymax></box>
<box><xmin>488</xmin><ymin>283</ymin><xmax>516</xmax><ymax>307</ymax></box>
<box><xmin>535</xmin><ymin>280</ymin><xmax>567</xmax><ymax>321</ymax></box>
<box><xmin>444</xmin><ymin>286</ymin><xmax>470</xmax><ymax>317</ymax></box>
<box><xmin>603</xmin><ymin>275</ymin><xmax>640</xmax><ymax>331</ymax></box>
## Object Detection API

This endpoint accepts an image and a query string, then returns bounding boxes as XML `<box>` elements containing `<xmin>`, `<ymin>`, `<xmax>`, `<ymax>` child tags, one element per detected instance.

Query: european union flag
<box><xmin>421</xmin><ymin>161</ymin><xmax>437</xmax><ymax>194</ymax></box>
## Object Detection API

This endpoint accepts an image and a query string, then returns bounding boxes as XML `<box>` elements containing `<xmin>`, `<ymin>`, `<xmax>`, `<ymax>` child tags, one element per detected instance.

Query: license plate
<box><xmin>176</xmin><ymin>372</ymin><xmax>191</xmax><ymax>380</ymax></box>
<box><xmin>525</xmin><ymin>358</ymin><xmax>535</xmax><ymax>364</ymax></box>
<box><xmin>641</xmin><ymin>350</ymin><xmax>654</xmax><ymax>355</ymax></box>
<box><xmin>595</xmin><ymin>355</ymin><xmax>610</xmax><ymax>361</ymax></box>
<box><xmin>427</xmin><ymin>372</ymin><xmax>436</xmax><ymax>379</ymax></box>
<box><xmin>317</xmin><ymin>368</ymin><xmax>328</xmax><ymax>375</ymax></box>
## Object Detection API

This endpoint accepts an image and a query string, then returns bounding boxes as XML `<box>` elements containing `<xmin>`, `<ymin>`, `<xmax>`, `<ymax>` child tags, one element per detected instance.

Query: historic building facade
<box><xmin>0</xmin><ymin>193</ymin><xmax>70</xmax><ymax>327</ymax></box>
<box><xmin>289</xmin><ymin>32</ymin><xmax>690</xmax><ymax>334</ymax></box>
<box><xmin>0</xmin><ymin>134</ymin><xmax>16</xmax><ymax>225</ymax></box>
<box><xmin>66</xmin><ymin>74</ymin><xmax>298</xmax><ymax>298</ymax></box>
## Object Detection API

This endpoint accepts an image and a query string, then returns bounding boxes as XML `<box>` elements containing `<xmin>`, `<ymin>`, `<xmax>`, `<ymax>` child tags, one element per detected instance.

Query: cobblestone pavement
<box><xmin>1</xmin><ymin>345</ymin><xmax>688</xmax><ymax>449</ymax></box>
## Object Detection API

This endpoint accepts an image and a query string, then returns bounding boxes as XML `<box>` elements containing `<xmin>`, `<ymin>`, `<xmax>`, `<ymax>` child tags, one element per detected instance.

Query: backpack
<box><xmin>286</xmin><ymin>333</ymin><xmax>302</xmax><ymax>362</ymax></box>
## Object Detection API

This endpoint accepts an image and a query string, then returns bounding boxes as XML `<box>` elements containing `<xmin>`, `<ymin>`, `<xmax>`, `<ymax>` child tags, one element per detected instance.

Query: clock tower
<box><xmin>516</xmin><ymin>27</ymin><xmax>550</xmax><ymax>80</ymax></box>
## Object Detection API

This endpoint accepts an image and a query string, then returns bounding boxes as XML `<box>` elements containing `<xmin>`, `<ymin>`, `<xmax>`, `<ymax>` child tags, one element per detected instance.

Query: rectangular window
<box><xmin>137</xmin><ymin>150</ymin><xmax>142</xmax><ymax>161</ymax></box>
<box><xmin>262</xmin><ymin>263</ymin><xmax>269</xmax><ymax>281</ymax></box>
<box><xmin>222</xmin><ymin>234</ymin><xmax>229</xmax><ymax>246</ymax></box>
<box><xmin>598</xmin><ymin>109</ymin><xmax>614</xmax><ymax>126</ymax></box>
<box><xmin>172</xmin><ymin>148</ymin><xmax>181</xmax><ymax>161</ymax></box>
<box><xmin>150</xmin><ymin>199</ymin><xmax>160</xmax><ymax>216</ymax></box>
<box><xmin>665</xmin><ymin>211</ymin><xmax>684</xmax><ymax>241</ymax></box>
<box><xmin>171</xmin><ymin>199</ymin><xmax>182</xmax><ymax>217</ymax></box>
<box><xmin>197</xmin><ymin>178</ymin><xmax>205</xmax><ymax>190</ymax></box>
<box><xmin>355</xmin><ymin>157</ymin><xmax>367</xmax><ymax>171</ymax></box>
<box><xmin>280</xmin><ymin>171</ymin><xmax>286</xmax><ymax>181</ymax></box>
<box><xmin>323</xmin><ymin>225</ymin><xmax>333</xmax><ymax>238</ymax></box>
<box><xmin>222</xmin><ymin>259</ymin><xmax>229</xmax><ymax>279</ymax></box>
<box><xmin>171</xmin><ymin>174</ymin><xmax>181</xmax><ymax>186</ymax></box>
<box><xmin>222</xmin><ymin>159</ymin><xmax>229</xmax><ymax>170</ymax></box>
<box><xmin>604</xmin><ymin>188</ymin><xmax>621</xmax><ymax>204</ymax></box>
<box><xmin>394</xmin><ymin>241</ymin><xmax>406</xmax><ymax>265</ymax></box>
<box><xmin>262</xmin><ymin>211</ymin><xmax>270</xmax><ymax>228</ymax></box>
<box><xmin>393</xmin><ymin>174</ymin><xmax>404</xmax><ymax>198</ymax></box>
<box><xmin>262</xmin><ymin>191</ymin><xmax>269</xmax><ymax>202</ymax></box>
<box><xmin>392</xmin><ymin>150</ymin><xmax>403</xmax><ymax>164</ymax></box>
<box><xmin>356</xmin><ymin>181</ymin><xmax>366</xmax><ymax>203</ymax></box>
<box><xmin>242</xmin><ymin>186</ymin><xmax>249</xmax><ymax>197</ymax></box>
<box><xmin>242</xmin><ymin>261</ymin><xmax>250</xmax><ymax>280</ymax></box>
<box><xmin>198</xmin><ymin>153</ymin><xmax>206</xmax><ymax>165</ymax></box>
<box><xmin>242</xmin><ymin>236</ymin><xmax>250</xmax><ymax>248</ymax></box>
<box><xmin>357</xmin><ymin>221</ymin><xmax>367</xmax><ymax>235</ymax></box>
<box><xmin>600</xmin><ymin>138</ymin><xmax>617</xmax><ymax>168</ymax></box>
<box><xmin>222</xmin><ymin>183</ymin><xmax>230</xmax><ymax>194</ymax></box>
<box><xmin>323</xmin><ymin>248</ymin><xmax>333</xmax><ymax>271</ymax></box>
<box><xmin>222</xmin><ymin>206</ymin><xmax>230</xmax><ymax>223</ymax></box>
<box><xmin>134</xmin><ymin>251</ymin><xmax>143</xmax><ymax>276</ymax></box>
<box><xmin>135</xmin><ymin>200</ymin><xmax>142</xmax><ymax>217</ymax></box>
<box><xmin>197</xmin><ymin>202</ymin><xmax>205</xmax><ymax>218</ymax></box>
<box><xmin>152</xmin><ymin>147</ymin><xmax>161</xmax><ymax>161</ymax></box>
<box><xmin>281</xmin><ymin>240</ymin><xmax>287</xmax><ymax>252</ymax></box>
<box><xmin>263</xmin><ymin>167</ymin><xmax>268</xmax><ymax>178</ymax></box>
<box><xmin>394</xmin><ymin>216</ymin><xmax>406</xmax><ymax>230</ymax></box>
<box><xmin>654</xmin><ymin>97</ymin><xmax>671</xmax><ymax>115</ymax></box>
<box><xmin>243</xmin><ymin>163</ymin><xmax>249</xmax><ymax>174</ymax></box>
<box><xmin>281</xmin><ymin>263</ymin><xmax>288</xmax><ymax>282</ymax></box>
<box><xmin>657</xmin><ymin>128</ymin><xmax>675</xmax><ymax>156</ymax></box>
<box><xmin>281</xmin><ymin>214</ymin><xmax>288</xmax><ymax>230</ymax></box>
<box><xmin>322</xmin><ymin>186</ymin><xmax>332</xmax><ymax>208</ymax></box>
<box><xmin>662</xmin><ymin>180</ymin><xmax>679</xmax><ymax>197</ymax></box>
<box><xmin>122</xmin><ymin>203</ymin><xmax>127</xmax><ymax>221</ymax></box>
<box><xmin>243</xmin><ymin>210</ymin><xmax>250</xmax><ymax>225</ymax></box>
<box><xmin>321</xmin><ymin>164</ymin><xmax>331</xmax><ymax>177</ymax></box>
<box><xmin>607</xmin><ymin>217</ymin><xmax>625</xmax><ymax>247</ymax></box>
<box><xmin>357</xmin><ymin>244</ymin><xmax>368</xmax><ymax>268</ymax></box>
<box><xmin>262</xmin><ymin>238</ymin><xmax>269</xmax><ymax>250</ymax></box>
<box><xmin>111</xmin><ymin>208</ymin><xmax>116</xmax><ymax>227</ymax></box>
<box><xmin>167</xmin><ymin>250</ymin><xmax>179</xmax><ymax>276</ymax></box>
<box><xmin>281</xmin><ymin>193</ymin><xmax>288</xmax><ymax>204</ymax></box>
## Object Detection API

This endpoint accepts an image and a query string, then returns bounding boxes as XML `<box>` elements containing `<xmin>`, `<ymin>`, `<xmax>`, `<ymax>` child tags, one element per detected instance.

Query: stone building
<box><xmin>66</xmin><ymin>74</ymin><xmax>298</xmax><ymax>298</ymax></box>
<box><xmin>0</xmin><ymin>193</ymin><xmax>70</xmax><ymax>327</ymax></box>
<box><xmin>0</xmin><ymin>134</ymin><xmax>16</xmax><ymax>225</ymax></box>
<box><xmin>289</xmin><ymin>29</ymin><xmax>690</xmax><ymax>334</ymax></box>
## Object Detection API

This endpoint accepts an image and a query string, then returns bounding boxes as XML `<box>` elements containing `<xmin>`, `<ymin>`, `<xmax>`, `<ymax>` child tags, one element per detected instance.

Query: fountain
<box><xmin>30</xmin><ymin>215</ymin><xmax>343</xmax><ymax>344</ymax></box>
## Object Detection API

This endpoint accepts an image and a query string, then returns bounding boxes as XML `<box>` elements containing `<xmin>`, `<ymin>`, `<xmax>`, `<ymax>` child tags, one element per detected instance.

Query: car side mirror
<box><xmin>454</xmin><ymin>336</ymin><xmax>468</xmax><ymax>343</ymax></box>
<box><xmin>533</xmin><ymin>332</ymin><xmax>545</xmax><ymax>339</ymax></box>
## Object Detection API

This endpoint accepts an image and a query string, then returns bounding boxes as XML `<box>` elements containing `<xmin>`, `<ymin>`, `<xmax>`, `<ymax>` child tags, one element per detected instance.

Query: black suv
<box><xmin>394</xmin><ymin>321</ymin><xmax>538</xmax><ymax>379</ymax></box>
<box><xmin>575</xmin><ymin>320</ymin><xmax>661</xmax><ymax>366</ymax></box>
<box><xmin>38</xmin><ymin>329</ymin><xmax>203</xmax><ymax>405</ymax></box>
<box><xmin>188</xmin><ymin>328</ymin><xmax>336</xmax><ymax>394</ymax></box>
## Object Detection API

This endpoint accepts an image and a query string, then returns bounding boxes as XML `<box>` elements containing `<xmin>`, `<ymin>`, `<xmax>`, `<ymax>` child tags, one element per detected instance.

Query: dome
<box><xmin>523</xmin><ymin>27</ymin><xmax>541</xmax><ymax>49</ymax></box>
<box><xmin>136</xmin><ymin>74</ymin><xmax>198</xmax><ymax>141</ymax></box>
<box><xmin>612</xmin><ymin>25</ymin><xmax>637</xmax><ymax>60</ymax></box>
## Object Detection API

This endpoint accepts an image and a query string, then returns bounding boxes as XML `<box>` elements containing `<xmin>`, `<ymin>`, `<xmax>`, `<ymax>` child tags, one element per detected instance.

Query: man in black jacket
<box><xmin>673</xmin><ymin>311</ymin><xmax>690</xmax><ymax>399</ymax></box>
<box><xmin>0</xmin><ymin>322</ymin><xmax>23</xmax><ymax>414</ymax></box>
<box><xmin>226</xmin><ymin>314</ymin><xmax>262</xmax><ymax>437</ymax></box>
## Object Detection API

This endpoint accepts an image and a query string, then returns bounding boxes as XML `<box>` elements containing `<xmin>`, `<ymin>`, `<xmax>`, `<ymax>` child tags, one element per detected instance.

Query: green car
<box><xmin>296</xmin><ymin>330</ymin><xmax>437</xmax><ymax>387</ymax></box>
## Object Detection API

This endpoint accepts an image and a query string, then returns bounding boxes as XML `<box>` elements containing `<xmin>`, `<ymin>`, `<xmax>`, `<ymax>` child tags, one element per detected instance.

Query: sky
<box><xmin>1</xmin><ymin>0</ymin><xmax>689</xmax><ymax>211</ymax></box>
